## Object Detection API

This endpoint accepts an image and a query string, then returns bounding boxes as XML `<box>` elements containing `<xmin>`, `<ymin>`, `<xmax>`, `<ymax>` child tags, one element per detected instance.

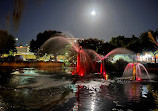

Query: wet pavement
<box><xmin>0</xmin><ymin>67</ymin><xmax>158</xmax><ymax>111</ymax></box>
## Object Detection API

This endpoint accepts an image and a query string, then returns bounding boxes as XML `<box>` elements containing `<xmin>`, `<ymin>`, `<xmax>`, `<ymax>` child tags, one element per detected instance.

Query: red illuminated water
<box><xmin>123</xmin><ymin>63</ymin><xmax>150</xmax><ymax>80</ymax></box>
<box><xmin>40</xmin><ymin>36</ymin><xmax>99</xmax><ymax>76</ymax></box>
<box><xmin>102</xmin><ymin>48</ymin><xmax>134</xmax><ymax>60</ymax></box>
<box><xmin>40</xmin><ymin>36</ymin><xmax>148</xmax><ymax>79</ymax></box>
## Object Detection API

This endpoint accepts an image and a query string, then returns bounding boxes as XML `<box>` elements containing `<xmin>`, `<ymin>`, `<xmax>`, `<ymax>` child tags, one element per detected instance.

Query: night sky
<box><xmin>0</xmin><ymin>0</ymin><xmax>158</xmax><ymax>45</ymax></box>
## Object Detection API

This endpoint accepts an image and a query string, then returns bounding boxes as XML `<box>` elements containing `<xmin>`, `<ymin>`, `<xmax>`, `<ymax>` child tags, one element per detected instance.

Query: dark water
<box><xmin>0</xmin><ymin>67</ymin><xmax>158</xmax><ymax>111</ymax></box>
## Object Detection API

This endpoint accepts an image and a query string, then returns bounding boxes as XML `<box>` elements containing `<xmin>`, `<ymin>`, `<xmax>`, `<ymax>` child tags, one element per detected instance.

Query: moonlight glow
<box><xmin>91</xmin><ymin>10</ymin><xmax>96</xmax><ymax>16</ymax></box>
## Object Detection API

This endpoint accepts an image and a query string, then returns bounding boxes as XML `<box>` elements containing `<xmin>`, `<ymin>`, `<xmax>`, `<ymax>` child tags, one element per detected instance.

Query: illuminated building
<box><xmin>137</xmin><ymin>51</ymin><xmax>158</xmax><ymax>63</ymax></box>
<box><xmin>15</xmin><ymin>46</ymin><xmax>36</xmax><ymax>60</ymax></box>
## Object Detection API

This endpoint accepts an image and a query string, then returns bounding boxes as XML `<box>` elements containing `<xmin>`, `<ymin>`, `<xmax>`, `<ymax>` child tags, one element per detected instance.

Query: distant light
<box><xmin>137</xmin><ymin>77</ymin><xmax>141</xmax><ymax>81</ymax></box>
<box><xmin>91</xmin><ymin>10</ymin><xmax>96</xmax><ymax>16</ymax></box>
<box><xmin>80</xmin><ymin>73</ymin><xmax>83</xmax><ymax>76</ymax></box>
<box><xmin>16</xmin><ymin>38</ymin><xmax>18</xmax><ymax>41</ymax></box>
<box><xmin>145</xmin><ymin>54</ymin><xmax>151</xmax><ymax>58</ymax></box>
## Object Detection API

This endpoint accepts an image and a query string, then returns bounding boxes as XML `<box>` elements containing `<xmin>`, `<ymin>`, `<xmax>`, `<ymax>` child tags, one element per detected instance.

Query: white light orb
<box><xmin>91</xmin><ymin>10</ymin><xmax>96</xmax><ymax>16</ymax></box>
<box><xmin>15</xmin><ymin>38</ymin><xmax>18</xmax><ymax>41</ymax></box>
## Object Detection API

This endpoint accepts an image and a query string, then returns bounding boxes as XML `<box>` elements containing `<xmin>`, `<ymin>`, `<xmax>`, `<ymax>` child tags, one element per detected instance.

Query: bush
<box><xmin>115</xmin><ymin>59</ymin><xmax>128</xmax><ymax>73</ymax></box>
<box><xmin>104</xmin><ymin>59</ymin><xmax>115</xmax><ymax>73</ymax></box>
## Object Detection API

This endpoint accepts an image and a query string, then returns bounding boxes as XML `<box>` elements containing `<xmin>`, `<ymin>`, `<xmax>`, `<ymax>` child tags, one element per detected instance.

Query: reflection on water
<box><xmin>124</xmin><ymin>83</ymin><xmax>141</xmax><ymax>101</ymax></box>
<box><xmin>0</xmin><ymin>67</ymin><xmax>157</xmax><ymax>110</ymax></box>
<box><xmin>142</xmin><ymin>85</ymin><xmax>148</xmax><ymax>98</ymax></box>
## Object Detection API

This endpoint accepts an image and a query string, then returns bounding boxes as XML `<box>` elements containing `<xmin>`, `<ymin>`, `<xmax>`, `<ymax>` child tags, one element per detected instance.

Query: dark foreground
<box><xmin>0</xmin><ymin>67</ymin><xmax>158</xmax><ymax>111</ymax></box>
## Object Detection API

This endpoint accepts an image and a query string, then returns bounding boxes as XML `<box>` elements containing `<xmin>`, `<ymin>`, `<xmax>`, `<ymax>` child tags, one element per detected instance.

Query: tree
<box><xmin>148</xmin><ymin>30</ymin><xmax>158</xmax><ymax>63</ymax></box>
<box><xmin>98</xmin><ymin>42</ymin><xmax>115</xmax><ymax>55</ymax></box>
<box><xmin>109</xmin><ymin>35</ymin><xmax>128</xmax><ymax>48</ymax></box>
<box><xmin>139</xmin><ymin>31</ymin><xmax>157</xmax><ymax>52</ymax></box>
<box><xmin>78</xmin><ymin>38</ymin><xmax>104</xmax><ymax>53</ymax></box>
<box><xmin>39</xmin><ymin>37</ymin><xmax>70</xmax><ymax>61</ymax></box>
<box><xmin>30</xmin><ymin>30</ymin><xmax>63</xmax><ymax>61</ymax></box>
<box><xmin>109</xmin><ymin>35</ymin><xmax>140</xmax><ymax>50</ymax></box>
<box><xmin>114</xmin><ymin>59</ymin><xmax>128</xmax><ymax>76</ymax></box>
<box><xmin>126</xmin><ymin>35</ymin><xmax>141</xmax><ymax>53</ymax></box>
<box><xmin>0</xmin><ymin>30</ymin><xmax>16</xmax><ymax>55</ymax></box>
<box><xmin>30</xmin><ymin>30</ymin><xmax>62</xmax><ymax>53</ymax></box>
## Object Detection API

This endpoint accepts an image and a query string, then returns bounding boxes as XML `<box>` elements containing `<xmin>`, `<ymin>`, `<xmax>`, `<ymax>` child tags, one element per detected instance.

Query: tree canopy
<box><xmin>77</xmin><ymin>29</ymin><xmax>158</xmax><ymax>56</ymax></box>
<box><xmin>29</xmin><ymin>29</ymin><xmax>158</xmax><ymax>62</ymax></box>
<box><xmin>30</xmin><ymin>30</ymin><xmax>62</xmax><ymax>54</ymax></box>
<box><xmin>109</xmin><ymin>31</ymin><xmax>158</xmax><ymax>53</ymax></box>
<box><xmin>98</xmin><ymin>42</ymin><xmax>116</xmax><ymax>55</ymax></box>
<box><xmin>0</xmin><ymin>30</ymin><xmax>16</xmax><ymax>55</ymax></box>
<box><xmin>78</xmin><ymin>38</ymin><xmax>104</xmax><ymax>53</ymax></box>
<box><xmin>139</xmin><ymin>31</ymin><xmax>157</xmax><ymax>52</ymax></box>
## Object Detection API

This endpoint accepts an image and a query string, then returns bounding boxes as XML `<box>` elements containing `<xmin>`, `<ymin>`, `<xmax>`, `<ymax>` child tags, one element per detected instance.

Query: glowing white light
<box><xmin>145</xmin><ymin>54</ymin><xmax>151</xmax><ymax>58</ymax></box>
<box><xmin>91</xmin><ymin>10</ymin><xmax>96</xmax><ymax>16</ymax></box>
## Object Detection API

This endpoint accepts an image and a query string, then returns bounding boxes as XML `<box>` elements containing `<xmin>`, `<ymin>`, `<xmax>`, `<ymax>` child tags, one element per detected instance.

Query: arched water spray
<box><xmin>99</xmin><ymin>48</ymin><xmax>135</xmax><ymax>77</ymax></box>
<box><xmin>39</xmin><ymin>36</ymin><xmax>99</xmax><ymax>77</ymax></box>
<box><xmin>39</xmin><ymin>37</ymin><xmax>150</xmax><ymax>80</ymax></box>
<box><xmin>123</xmin><ymin>63</ymin><xmax>150</xmax><ymax>81</ymax></box>
<box><xmin>40</xmin><ymin>36</ymin><xmax>79</xmax><ymax>53</ymax></box>
<box><xmin>102</xmin><ymin>48</ymin><xmax>135</xmax><ymax>60</ymax></box>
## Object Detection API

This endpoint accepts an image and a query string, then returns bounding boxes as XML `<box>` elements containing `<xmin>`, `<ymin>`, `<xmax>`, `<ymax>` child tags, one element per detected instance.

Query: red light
<box><xmin>137</xmin><ymin>77</ymin><xmax>141</xmax><ymax>81</ymax></box>
<box><xmin>80</xmin><ymin>86</ymin><xmax>83</xmax><ymax>89</ymax></box>
<box><xmin>72</xmin><ymin>71</ymin><xmax>75</xmax><ymax>75</ymax></box>
<box><xmin>132</xmin><ymin>64</ymin><xmax>134</xmax><ymax>67</ymax></box>
<box><xmin>104</xmin><ymin>74</ymin><xmax>108</xmax><ymax>80</ymax></box>
<box><xmin>104</xmin><ymin>74</ymin><xmax>106</xmax><ymax>80</ymax></box>
<box><xmin>80</xmin><ymin>73</ymin><xmax>83</xmax><ymax>77</ymax></box>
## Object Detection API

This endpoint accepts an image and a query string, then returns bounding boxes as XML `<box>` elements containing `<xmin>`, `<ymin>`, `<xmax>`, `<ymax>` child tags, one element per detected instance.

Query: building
<box><xmin>137</xmin><ymin>51</ymin><xmax>158</xmax><ymax>63</ymax></box>
<box><xmin>15</xmin><ymin>46</ymin><xmax>36</xmax><ymax>60</ymax></box>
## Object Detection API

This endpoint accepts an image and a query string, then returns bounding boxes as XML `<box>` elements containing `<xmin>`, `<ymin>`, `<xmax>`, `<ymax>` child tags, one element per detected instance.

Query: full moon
<box><xmin>91</xmin><ymin>10</ymin><xmax>96</xmax><ymax>16</ymax></box>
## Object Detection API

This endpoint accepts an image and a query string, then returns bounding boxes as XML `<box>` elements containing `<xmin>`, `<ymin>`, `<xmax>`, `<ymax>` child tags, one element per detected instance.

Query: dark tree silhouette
<box><xmin>98</xmin><ymin>42</ymin><xmax>115</xmax><ymax>55</ymax></box>
<box><xmin>109</xmin><ymin>35</ymin><xmax>128</xmax><ymax>48</ymax></box>
<box><xmin>125</xmin><ymin>35</ymin><xmax>140</xmax><ymax>53</ymax></box>
<box><xmin>78</xmin><ymin>38</ymin><xmax>104</xmax><ymax>53</ymax></box>
<box><xmin>0</xmin><ymin>30</ymin><xmax>16</xmax><ymax>55</ymax></box>
<box><xmin>138</xmin><ymin>30</ymin><xmax>157</xmax><ymax>52</ymax></box>
<box><xmin>108</xmin><ymin>33</ymin><xmax>157</xmax><ymax>53</ymax></box>
<box><xmin>30</xmin><ymin>30</ymin><xmax>62</xmax><ymax>61</ymax></box>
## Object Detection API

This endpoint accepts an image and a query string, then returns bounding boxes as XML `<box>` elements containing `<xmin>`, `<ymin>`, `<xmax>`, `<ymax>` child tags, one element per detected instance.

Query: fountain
<box><xmin>100</xmin><ymin>60</ymin><xmax>105</xmax><ymax>74</ymax></box>
<box><xmin>73</xmin><ymin>47</ymin><xmax>103</xmax><ymax>77</ymax></box>
<box><xmin>102</xmin><ymin>48</ymin><xmax>135</xmax><ymax>60</ymax></box>
<box><xmin>76</xmin><ymin>46</ymin><xmax>86</xmax><ymax>76</ymax></box>
<box><xmin>123</xmin><ymin>63</ymin><xmax>150</xmax><ymax>81</ymax></box>
<box><xmin>40</xmin><ymin>36</ymin><xmax>99</xmax><ymax>77</ymax></box>
<box><xmin>40</xmin><ymin>36</ymin><xmax>150</xmax><ymax>81</ymax></box>
<box><xmin>98</xmin><ymin>48</ymin><xmax>135</xmax><ymax>79</ymax></box>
